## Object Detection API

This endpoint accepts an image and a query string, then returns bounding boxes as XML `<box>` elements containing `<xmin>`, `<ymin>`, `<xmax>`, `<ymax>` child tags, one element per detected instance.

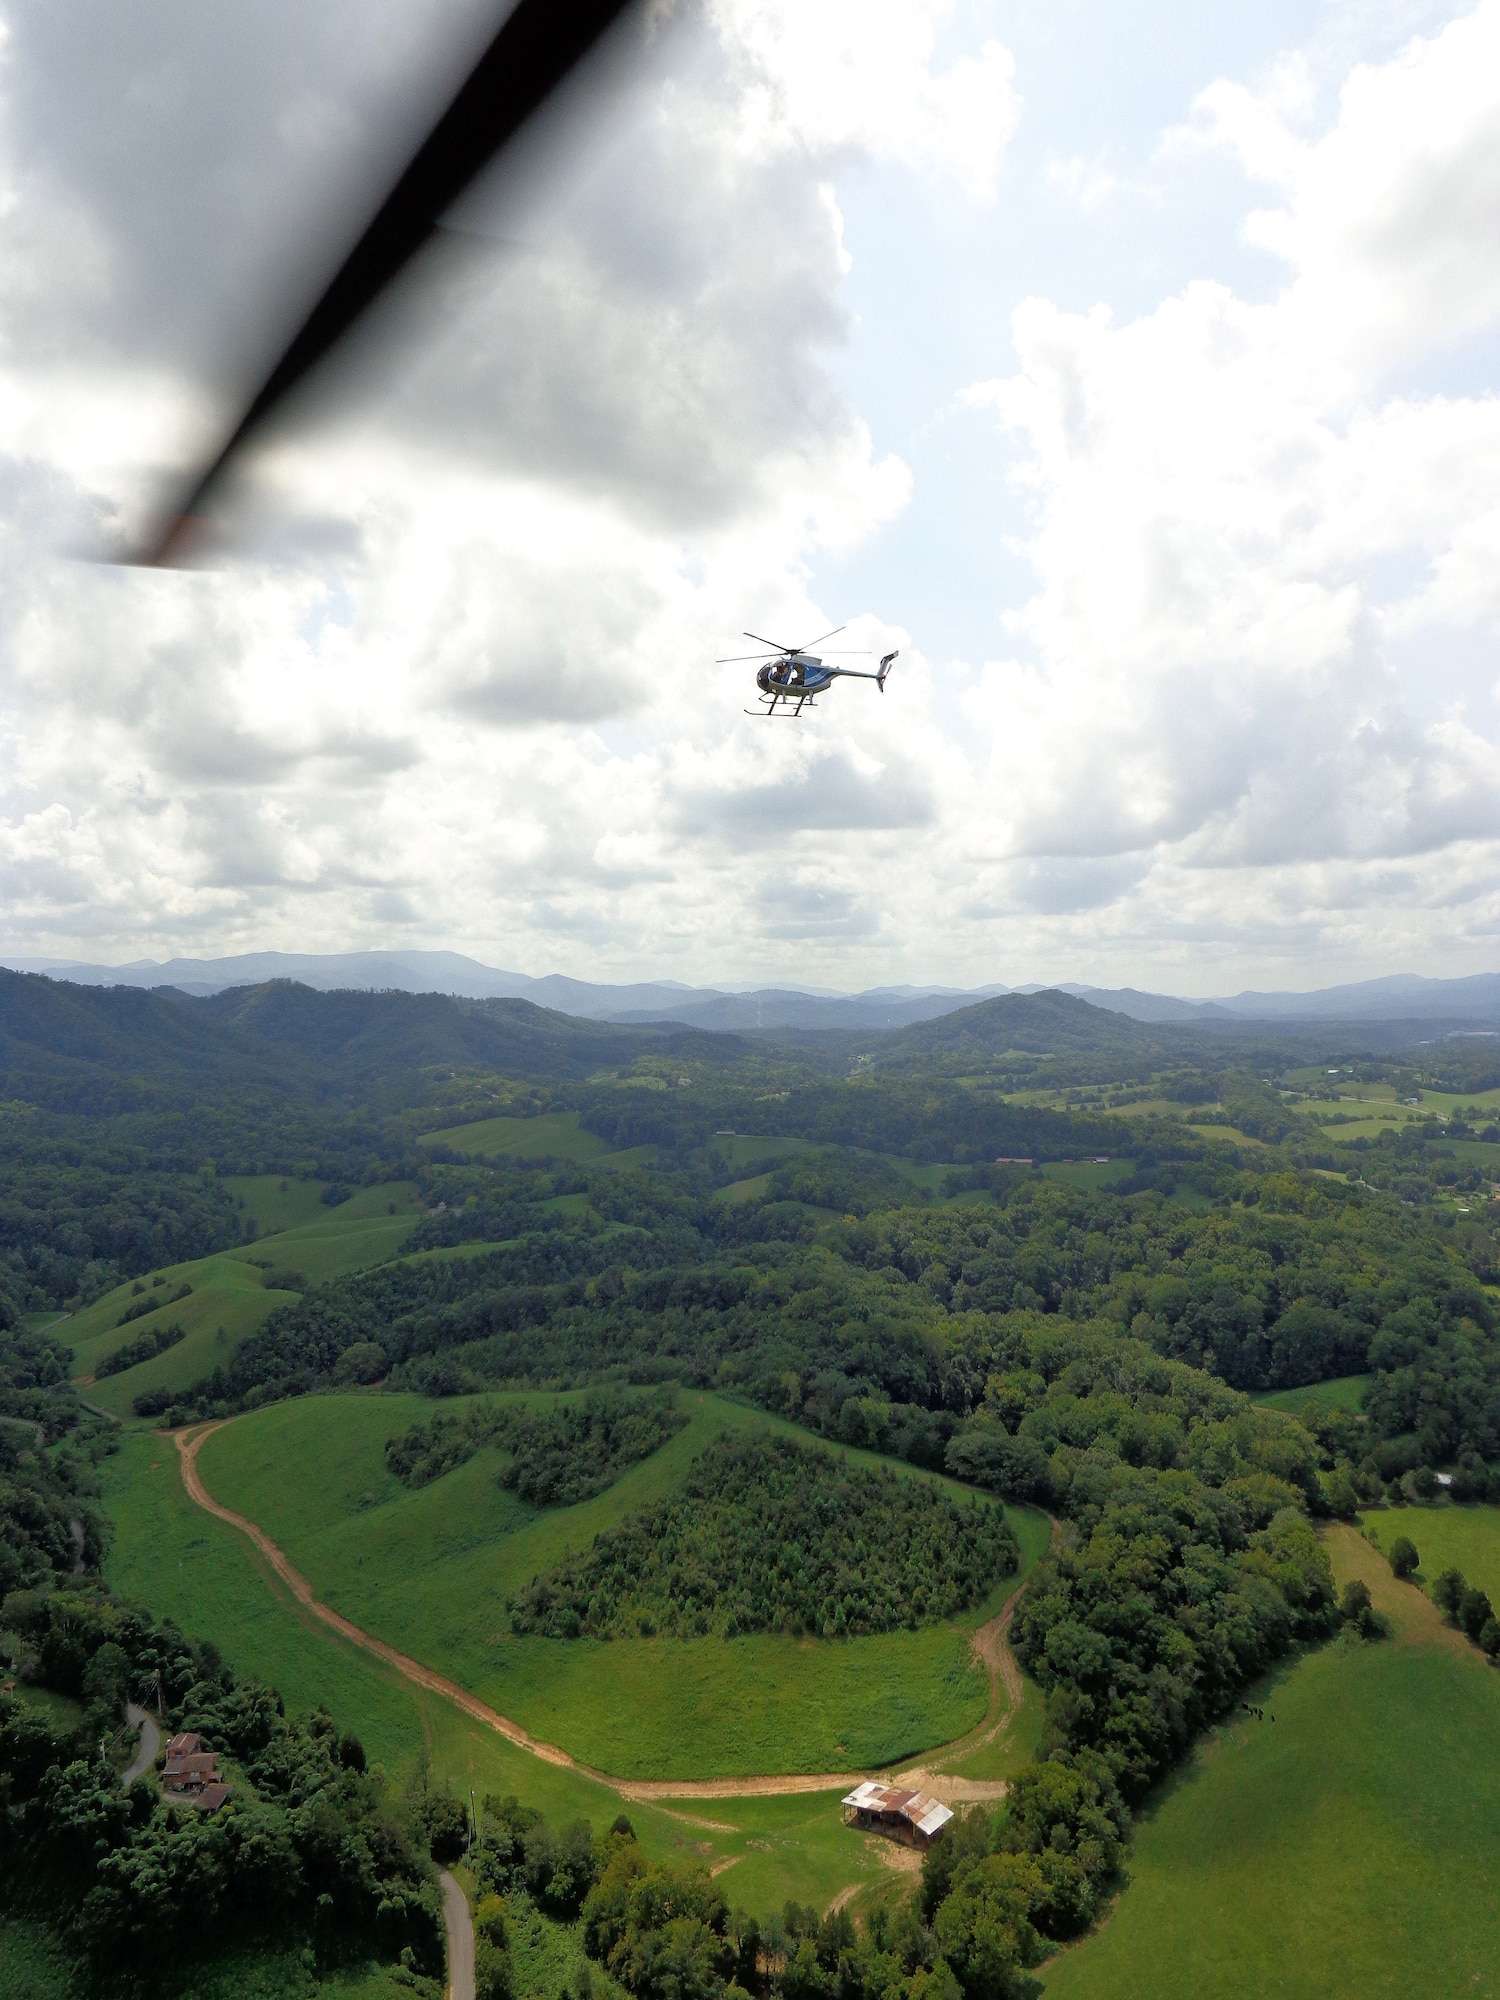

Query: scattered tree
<box><xmin>1431</xmin><ymin>1568</ymin><xmax>1468</xmax><ymax>1621</ymax></box>
<box><xmin>1459</xmin><ymin>1586</ymin><xmax>1495</xmax><ymax>1643</ymax></box>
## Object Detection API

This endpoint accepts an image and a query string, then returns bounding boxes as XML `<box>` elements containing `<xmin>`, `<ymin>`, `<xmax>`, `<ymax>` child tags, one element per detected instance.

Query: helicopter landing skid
<box><xmin>746</xmin><ymin>697</ymin><xmax>816</xmax><ymax>717</ymax></box>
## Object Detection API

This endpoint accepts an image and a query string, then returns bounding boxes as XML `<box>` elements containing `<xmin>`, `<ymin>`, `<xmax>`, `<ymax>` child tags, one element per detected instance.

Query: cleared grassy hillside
<box><xmin>98</xmin><ymin>1430</ymin><xmax>916</xmax><ymax>1919</ymax></box>
<box><xmin>1367</xmin><ymin>1504</ymin><xmax>1500</xmax><ymax>1608</ymax></box>
<box><xmin>63</xmin><ymin>1184</ymin><xmax>421</xmax><ymax>1417</ymax></box>
<box><xmin>1038</xmin><ymin>1524</ymin><xmax>1500</xmax><ymax>2000</ymax></box>
<box><xmin>194</xmin><ymin>1389</ymin><xmax>1033</xmax><ymax>1780</ymax></box>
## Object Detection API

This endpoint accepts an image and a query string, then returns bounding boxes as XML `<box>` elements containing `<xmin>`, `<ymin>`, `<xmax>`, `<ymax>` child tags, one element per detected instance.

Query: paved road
<box><xmin>441</xmin><ymin>1870</ymin><xmax>474</xmax><ymax>2000</ymax></box>
<box><xmin>123</xmin><ymin>1704</ymin><xmax>160</xmax><ymax>1786</ymax></box>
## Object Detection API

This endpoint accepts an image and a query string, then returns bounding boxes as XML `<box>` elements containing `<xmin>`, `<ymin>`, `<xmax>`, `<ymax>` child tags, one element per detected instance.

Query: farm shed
<box><xmin>842</xmin><ymin>1781</ymin><xmax>953</xmax><ymax>1848</ymax></box>
<box><xmin>165</xmin><ymin>1732</ymin><xmax>202</xmax><ymax>1758</ymax></box>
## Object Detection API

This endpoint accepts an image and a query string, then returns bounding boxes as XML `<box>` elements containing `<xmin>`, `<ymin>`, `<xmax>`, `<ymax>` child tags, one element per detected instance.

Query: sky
<box><xmin>2</xmin><ymin>0</ymin><xmax>1500</xmax><ymax>995</ymax></box>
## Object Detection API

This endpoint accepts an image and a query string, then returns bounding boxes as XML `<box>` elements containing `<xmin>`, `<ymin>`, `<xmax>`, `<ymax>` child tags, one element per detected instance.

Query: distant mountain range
<box><xmin>6</xmin><ymin>949</ymin><xmax>1500</xmax><ymax>1033</ymax></box>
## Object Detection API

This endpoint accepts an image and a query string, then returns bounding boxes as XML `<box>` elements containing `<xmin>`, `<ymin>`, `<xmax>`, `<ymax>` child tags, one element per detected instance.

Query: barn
<box><xmin>841</xmin><ymin>1781</ymin><xmax>953</xmax><ymax>1848</ymax></box>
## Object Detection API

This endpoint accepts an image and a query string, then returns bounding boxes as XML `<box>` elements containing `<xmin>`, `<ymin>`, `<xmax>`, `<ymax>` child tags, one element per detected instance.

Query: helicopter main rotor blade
<box><xmin>743</xmin><ymin>631</ymin><xmax>796</xmax><ymax>654</ymax></box>
<box><xmin>796</xmin><ymin>624</ymin><xmax>846</xmax><ymax>650</ymax></box>
<box><xmin>716</xmin><ymin>651</ymin><xmax>782</xmax><ymax>663</ymax></box>
<box><xmin>142</xmin><ymin>0</ymin><xmax>641</xmax><ymax>565</ymax></box>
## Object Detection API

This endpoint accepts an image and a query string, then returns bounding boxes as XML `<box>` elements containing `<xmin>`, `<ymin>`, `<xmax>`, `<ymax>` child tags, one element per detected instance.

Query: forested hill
<box><xmin>869</xmin><ymin>985</ymin><xmax>1485</xmax><ymax>1080</ymax></box>
<box><xmin>0</xmin><ymin>971</ymin><xmax>737</xmax><ymax>1110</ymax></box>
<box><xmin>876</xmin><ymin>989</ymin><xmax>1170</xmax><ymax>1066</ymax></box>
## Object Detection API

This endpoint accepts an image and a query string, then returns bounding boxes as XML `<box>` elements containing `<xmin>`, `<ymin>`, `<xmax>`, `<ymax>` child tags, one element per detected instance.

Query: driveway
<box><xmin>441</xmin><ymin>1869</ymin><xmax>474</xmax><ymax>2000</ymax></box>
<box><xmin>123</xmin><ymin>1703</ymin><xmax>160</xmax><ymax>1786</ymax></box>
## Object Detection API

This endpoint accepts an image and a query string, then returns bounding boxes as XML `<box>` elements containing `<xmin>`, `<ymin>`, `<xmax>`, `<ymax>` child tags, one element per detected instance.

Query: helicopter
<box><xmin>718</xmin><ymin>626</ymin><xmax>899</xmax><ymax>717</ymax></box>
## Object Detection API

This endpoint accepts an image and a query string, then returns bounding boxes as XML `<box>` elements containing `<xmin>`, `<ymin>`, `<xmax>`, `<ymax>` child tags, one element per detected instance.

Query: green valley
<box><xmin>7</xmin><ymin>971</ymin><xmax>1500</xmax><ymax>1999</ymax></box>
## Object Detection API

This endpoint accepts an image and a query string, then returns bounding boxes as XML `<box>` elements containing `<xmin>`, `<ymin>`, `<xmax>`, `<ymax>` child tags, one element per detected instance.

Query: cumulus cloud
<box><xmin>0</xmin><ymin>0</ymin><xmax>992</xmax><ymax>976</ymax></box>
<box><xmin>4</xmin><ymin>2</ymin><xmax>1500</xmax><ymax>991</ymax></box>
<box><xmin>711</xmin><ymin>0</ymin><xmax>1020</xmax><ymax>202</ymax></box>
<box><xmin>953</xmin><ymin>3</ymin><xmax>1500</xmax><ymax>977</ymax></box>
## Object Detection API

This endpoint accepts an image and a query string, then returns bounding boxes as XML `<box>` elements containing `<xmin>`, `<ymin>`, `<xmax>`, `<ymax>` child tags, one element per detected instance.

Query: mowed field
<box><xmin>1039</xmin><ymin>1524</ymin><xmax>1500</xmax><ymax>2000</ymax></box>
<box><xmin>98</xmin><ymin>1429</ymin><xmax>958</xmax><ymax>1920</ymax></box>
<box><xmin>419</xmin><ymin>1109</ymin><xmax>658</xmax><ymax>1170</ymax></box>
<box><xmin>61</xmin><ymin>1182</ymin><xmax>421</xmax><ymax>1417</ymax></box>
<box><xmin>1366</xmin><ymin>1504</ymin><xmax>1500</xmax><ymax>1607</ymax></box>
<box><xmin>192</xmin><ymin>1388</ymin><xmax>1041</xmax><ymax>1781</ymax></box>
<box><xmin>1253</xmin><ymin>1374</ymin><xmax>1372</xmax><ymax>1415</ymax></box>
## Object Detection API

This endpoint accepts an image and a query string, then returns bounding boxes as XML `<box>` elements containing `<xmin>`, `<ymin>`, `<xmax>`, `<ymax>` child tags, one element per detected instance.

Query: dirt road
<box><xmin>177</xmin><ymin>1425</ymin><xmax>579</xmax><ymax>1769</ymax></box>
<box><xmin>175</xmin><ymin>1421</ymin><xmax>1036</xmax><ymax>1805</ymax></box>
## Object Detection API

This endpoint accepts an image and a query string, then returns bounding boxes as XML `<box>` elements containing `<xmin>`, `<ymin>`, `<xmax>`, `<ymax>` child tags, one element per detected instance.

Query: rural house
<box><xmin>163</xmin><ymin>1739</ymin><xmax>231</xmax><ymax>1811</ymax></box>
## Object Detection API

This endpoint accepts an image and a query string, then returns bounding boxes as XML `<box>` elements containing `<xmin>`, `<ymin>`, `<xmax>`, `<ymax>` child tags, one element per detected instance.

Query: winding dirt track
<box><xmin>175</xmin><ymin>1422</ymin><xmax>1038</xmax><ymax>1804</ymax></box>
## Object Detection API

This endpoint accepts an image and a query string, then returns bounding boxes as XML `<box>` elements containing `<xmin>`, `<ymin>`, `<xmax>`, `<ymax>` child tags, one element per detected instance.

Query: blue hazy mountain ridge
<box><xmin>4</xmin><ymin>951</ymin><xmax>1500</xmax><ymax>1030</ymax></box>
<box><xmin>2</xmin><ymin>951</ymin><xmax>1011</xmax><ymax>1033</ymax></box>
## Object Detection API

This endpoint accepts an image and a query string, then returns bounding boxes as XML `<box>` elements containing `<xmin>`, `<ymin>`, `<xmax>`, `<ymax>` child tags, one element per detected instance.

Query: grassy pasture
<box><xmin>68</xmin><ymin>1256</ymin><xmax>299</xmax><ymax>1418</ymax></box>
<box><xmin>710</xmin><ymin>1147</ymin><xmax>1012</xmax><ymax>1211</ymax></box>
<box><xmin>3</xmin><ymin>1683</ymin><xmax>86</xmax><ymax>1731</ymax></box>
<box><xmin>421</xmin><ymin>1110</ymin><xmax>611</xmax><ymax>1161</ymax></box>
<box><xmin>1039</xmin><ymin>1525</ymin><xmax>1500</xmax><ymax>2000</ymax></box>
<box><xmin>1366</xmin><ymin>1504</ymin><xmax>1500</xmax><ymax>1608</ymax></box>
<box><xmin>1253</xmin><ymin>1374</ymin><xmax>1371</xmax><ymax>1415</ymax></box>
<box><xmin>1436</xmin><ymin>1139</ymin><xmax>1500</xmax><ymax>1168</ymax></box>
<box><xmin>1097</xmin><ymin>1097</ymin><xmax>1187</xmax><ymax>1119</ymax></box>
<box><xmin>1183</xmin><ymin>1119</ymin><xmax>1271</xmax><ymax>1147</ymax></box>
<box><xmin>195</xmin><ymin>1390</ymin><xmax>1023</xmax><ymax>1781</ymax></box>
<box><xmin>223</xmin><ymin>1174</ymin><xmax>328</xmax><ymax>1236</ymax></box>
<box><xmin>223</xmin><ymin>1185</ymin><xmax>420</xmax><ymax>1285</ymax></box>
<box><xmin>19</xmin><ymin>1309</ymin><xmax>70</xmax><ymax>1334</ymax></box>
<box><xmin>97</xmin><ymin>1430</ymin><xmax>904</xmax><ymax>1918</ymax></box>
<box><xmin>1038</xmin><ymin>1160</ymin><xmax>1132</xmax><ymax>1191</ymax></box>
<box><xmin>714</xmin><ymin>1172</ymin><xmax>773</xmax><ymax>1205</ymax></box>
<box><xmin>1419</xmin><ymin>1086</ymin><xmax>1500</xmax><ymax>1117</ymax></box>
<box><xmin>63</xmin><ymin>1188</ymin><xmax>420</xmax><ymax>1416</ymax></box>
<box><xmin>705</xmin><ymin>1134</ymin><xmax>820</xmax><ymax>1169</ymax></box>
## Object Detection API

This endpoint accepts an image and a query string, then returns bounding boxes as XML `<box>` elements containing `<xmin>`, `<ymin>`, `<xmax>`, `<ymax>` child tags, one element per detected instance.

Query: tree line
<box><xmin>385</xmin><ymin>1387</ymin><xmax>688</xmax><ymax>1504</ymax></box>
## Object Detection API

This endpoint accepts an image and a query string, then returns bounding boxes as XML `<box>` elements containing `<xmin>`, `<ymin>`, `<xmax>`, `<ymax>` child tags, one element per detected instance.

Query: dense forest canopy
<box><xmin>508</xmin><ymin>1433</ymin><xmax>1019</xmax><ymax>1640</ymax></box>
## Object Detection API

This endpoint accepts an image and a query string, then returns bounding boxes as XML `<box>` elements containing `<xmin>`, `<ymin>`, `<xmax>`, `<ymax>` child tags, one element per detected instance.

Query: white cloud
<box><xmin>1044</xmin><ymin>155</ymin><xmax>1118</xmax><ymax>215</ymax></box>
<box><xmin>5</xmin><ymin>2</ymin><xmax>1500</xmax><ymax>994</ymax></box>
<box><xmin>953</xmin><ymin>3</ymin><xmax>1500</xmax><ymax>975</ymax></box>
<box><xmin>1171</xmin><ymin>4</ymin><xmax>1500</xmax><ymax>369</ymax></box>
<box><xmin>710</xmin><ymin>0</ymin><xmax>1020</xmax><ymax>202</ymax></box>
<box><xmin>0</xmin><ymin>0</ymin><xmax>974</xmax><ymax>978</ymax></box>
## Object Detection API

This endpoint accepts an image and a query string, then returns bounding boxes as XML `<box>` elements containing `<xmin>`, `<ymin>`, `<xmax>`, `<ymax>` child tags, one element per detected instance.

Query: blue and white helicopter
<box><xmin>718</xmin><ymin>626</ymin><xmax>899</xmax><ymax>718</ymax></box>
